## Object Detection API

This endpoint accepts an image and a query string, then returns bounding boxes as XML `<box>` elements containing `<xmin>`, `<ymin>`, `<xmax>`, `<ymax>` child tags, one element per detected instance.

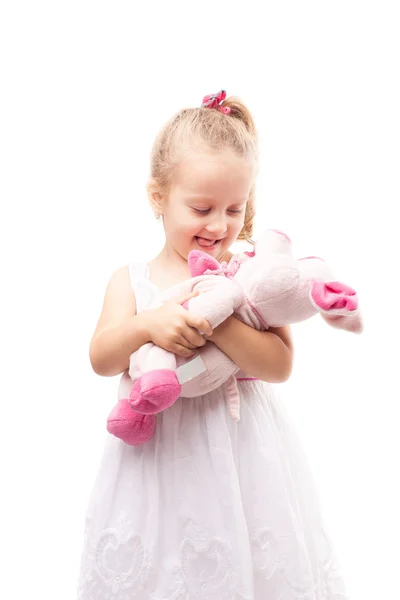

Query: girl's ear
<box><xmin>147</xmin><ymin>179</ymin><xmax>164</xmax><ymax>216</ymax></box>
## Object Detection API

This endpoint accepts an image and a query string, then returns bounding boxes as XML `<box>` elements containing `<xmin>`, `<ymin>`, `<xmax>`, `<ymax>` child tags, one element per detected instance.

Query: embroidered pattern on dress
<box><xmin>77</xmin><ymin>519</ymin><xmax>348</xmax><ymax>600</ymax></box>
<box><xmin>77</xmin><ymin>515</ymin><xmax>155</xmax><ymax>600</ymax></box>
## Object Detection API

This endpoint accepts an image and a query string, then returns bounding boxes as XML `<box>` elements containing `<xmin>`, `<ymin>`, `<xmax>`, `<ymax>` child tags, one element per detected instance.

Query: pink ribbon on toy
<box><xmin>201</xmin><ymin>90</ymin><xmax>231</xmax><ymax>115</ymax></box>
<box><xmin>204</xmin><ymin>257</ymin><xmax>241</xmax><ymax>279</ymax></box>
<box><xmin>226</xmin><ymin>374</ymin><xmax>240</xmax><ymax>421</ymax></box>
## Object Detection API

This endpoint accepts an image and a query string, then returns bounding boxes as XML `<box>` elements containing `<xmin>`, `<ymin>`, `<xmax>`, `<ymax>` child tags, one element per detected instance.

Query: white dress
<box><xmin>77</xmin><ymin>262</ymin><xmax>349</xmax><ymax>600</ymax></box>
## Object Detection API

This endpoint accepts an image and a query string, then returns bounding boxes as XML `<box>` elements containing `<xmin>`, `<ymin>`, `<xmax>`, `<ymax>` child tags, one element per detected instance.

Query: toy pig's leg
<box><xmin>311</xmin><ymin>281</ymin><xmax>363</xmax><ymax>333</ymax></box>
<box><xmin>106</xmin><ymin>398</ymin><xmax>156</xmax><ymax>446</ymax></box>
<box><xmin>186</xmin><ymin>280</ymin><xmax>243</xmax><ymax>330</ymax></box>
<box><xmin>321</xmin><ymin>312</ymin><xmax>363</xmax><ymax>333</ymax></box>
<box><xmin>129</xmin><ymin>344</ymin><xmax>182</xmax><ymax>414</ymax></box>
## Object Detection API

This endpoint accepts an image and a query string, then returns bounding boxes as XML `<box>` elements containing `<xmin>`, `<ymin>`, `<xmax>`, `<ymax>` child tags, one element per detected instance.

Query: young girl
<box><xmin>77</xmin><ymin>91</ymin><xmax>349</xmax><ymax>599</ymax></box>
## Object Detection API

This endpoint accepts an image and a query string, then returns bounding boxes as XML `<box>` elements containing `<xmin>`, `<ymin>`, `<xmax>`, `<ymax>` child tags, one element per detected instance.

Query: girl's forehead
<box><xmin>176</xmin><ymin>151</ymin><xmax>254</xmax><ymax>193</ymax></box>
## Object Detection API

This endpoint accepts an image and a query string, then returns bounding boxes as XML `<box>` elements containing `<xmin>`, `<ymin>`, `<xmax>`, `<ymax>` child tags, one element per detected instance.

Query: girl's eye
<box><xmin>193</xmin><ymin>208</ymin><xmax>244</xmax><ymax>215</ymax></box>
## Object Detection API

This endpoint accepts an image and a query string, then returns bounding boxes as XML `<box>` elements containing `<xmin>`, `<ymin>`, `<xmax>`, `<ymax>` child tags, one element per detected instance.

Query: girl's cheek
<box><xmin>189</xmin><ymin>216</ymin><xmax>204</xmax><ymax>228</ymax></box>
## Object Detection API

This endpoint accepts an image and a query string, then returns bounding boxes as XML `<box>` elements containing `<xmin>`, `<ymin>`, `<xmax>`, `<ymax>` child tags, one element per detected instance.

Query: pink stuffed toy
<box><xmin>107</xmin><ymin>230</ymin><xmax>363</xmax><ymax>445</ymax></box>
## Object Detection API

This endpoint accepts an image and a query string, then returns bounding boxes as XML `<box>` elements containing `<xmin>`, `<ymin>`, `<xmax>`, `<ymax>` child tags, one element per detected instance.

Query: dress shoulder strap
<box><xmin>127</xmin><ymin>262</ymin><xmax>157</xmax><ymax>314</ymax></box>
<box><xmin>128</xmin><ymin>262</ymin><xmax>148</xmax><ymax>290</ymax></box>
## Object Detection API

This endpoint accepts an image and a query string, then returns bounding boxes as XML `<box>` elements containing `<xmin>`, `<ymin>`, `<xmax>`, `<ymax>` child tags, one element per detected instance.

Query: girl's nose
<box><xmin>206</xmin><ymin>215</ymin><xmax>227</xmax><ymax>236</ymax></box>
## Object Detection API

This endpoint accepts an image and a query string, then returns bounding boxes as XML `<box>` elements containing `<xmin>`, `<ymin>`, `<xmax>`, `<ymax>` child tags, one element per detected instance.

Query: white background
<box><xmin>1</xmin><ymin>1</ymin><xmax>399</xmax><ymax>599</ymax></box>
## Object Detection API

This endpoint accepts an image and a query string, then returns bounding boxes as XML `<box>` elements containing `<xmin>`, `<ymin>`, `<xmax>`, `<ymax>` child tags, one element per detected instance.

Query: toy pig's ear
<box><xmin>188</xmin><ymin>251</ymin><xmax>221</xmax><ymax>276</ymax></box>
<box><xmin>256</xmin><ymin>229</ymin><xmax>292</xmax><ymax>255</ymax></box>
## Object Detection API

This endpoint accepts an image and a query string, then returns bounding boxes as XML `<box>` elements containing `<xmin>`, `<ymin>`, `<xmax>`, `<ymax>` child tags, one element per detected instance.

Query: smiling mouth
<box><xmin>195</xmin><ymin>236</ymin><xmax>222</xmax><ymax>249</ymax></box>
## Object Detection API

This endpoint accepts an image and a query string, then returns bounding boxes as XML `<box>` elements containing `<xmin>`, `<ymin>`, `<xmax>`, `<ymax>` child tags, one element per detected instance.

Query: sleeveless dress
<box><xmin>76</xmin><ymin>262</ymin><xmax>349</xmax><ymax>600</ymax></box>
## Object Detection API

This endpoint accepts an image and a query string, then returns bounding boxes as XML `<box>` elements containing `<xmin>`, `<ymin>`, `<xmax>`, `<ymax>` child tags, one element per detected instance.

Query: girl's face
<box><xmin>155</xmin><ymin>150</ymin><xmax>254</xmax><ymax>263</ymax></box>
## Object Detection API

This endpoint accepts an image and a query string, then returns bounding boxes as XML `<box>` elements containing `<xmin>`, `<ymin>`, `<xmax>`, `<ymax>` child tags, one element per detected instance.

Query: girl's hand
<box><xmin>142</xmin><ymin>291</ymin><xmax>213</xmax><ymax>358</ymax></box>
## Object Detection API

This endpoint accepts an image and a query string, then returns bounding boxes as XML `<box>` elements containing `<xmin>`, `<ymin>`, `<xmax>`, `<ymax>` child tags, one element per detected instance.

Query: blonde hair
<box><xmin>149</xmin><ymin>95</ymin><xmax>259</xmax><ymax>243</ymax></box>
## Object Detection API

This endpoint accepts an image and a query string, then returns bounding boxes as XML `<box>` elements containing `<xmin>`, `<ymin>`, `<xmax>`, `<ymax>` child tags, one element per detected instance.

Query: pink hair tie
<box><xmin>201</xmin><ymin>90</ymin><xmax>231</xmax><ymax>114</ymax></box>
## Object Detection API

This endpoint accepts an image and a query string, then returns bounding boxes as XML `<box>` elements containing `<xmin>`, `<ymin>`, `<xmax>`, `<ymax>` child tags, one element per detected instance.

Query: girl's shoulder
<box><xmin>127</xmin><ymin>261</ymin><xmax>150</xmax><ymax>289</ymax></box>
<box><xmin>105</xmin><ymin>262</ymin><xmax>150</xmax><ymax>293</ymax></box>
<box><xmin>126</xmin><ymin>261</ymin><xmax>159</xmax><ymax>312</ymax></box>
<box><xmin>91</xmin><ymin>265</ymin><xmax>137</xmax><ymax>340</ymax></box>
<box><xmin>95</xmin><ymin>260</ymin><xmax>153</xmax><ymax>325</ymax></box>
<box><xmin>100</xmin><ymin>262</ymin><xmax>149</xmax><ymax>313</ymax></box>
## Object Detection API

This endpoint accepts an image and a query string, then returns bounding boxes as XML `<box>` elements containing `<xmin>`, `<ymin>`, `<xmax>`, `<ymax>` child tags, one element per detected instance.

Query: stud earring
<box><xmin>155</xmin><ymin>212</ymin><xmax>160</xmax><ymax>219</ymax></box>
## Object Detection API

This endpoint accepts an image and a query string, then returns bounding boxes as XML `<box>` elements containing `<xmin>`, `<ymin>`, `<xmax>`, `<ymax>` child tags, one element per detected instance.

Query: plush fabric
<box><xmin>107</xmin><ymin>230</ymin><xmax>362</xmax><ymax>445</ymax></box>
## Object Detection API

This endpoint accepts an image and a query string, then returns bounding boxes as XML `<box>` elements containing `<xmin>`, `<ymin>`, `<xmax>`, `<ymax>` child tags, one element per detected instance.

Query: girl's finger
<box><xmin>176</xmin><ymin>334</ymin><xmax>197</xmax><ymax>350</ymax></box>
<box><xmin>173</xmin><ymin>343</ymin><xmax>196</xmax><ymax>358</ymax></box>
<box><xmin>181</xmin><ymin>327</ymin><xmax>206</xmax><ymax>348</ymax></box>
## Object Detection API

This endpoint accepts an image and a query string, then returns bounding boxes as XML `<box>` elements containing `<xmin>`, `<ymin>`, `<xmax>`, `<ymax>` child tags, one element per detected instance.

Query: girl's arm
<box><xmin>208</xmin><ymin>316</ymin><xmax>294</xmax><ymax>383</ymax></box>
<box><xmin>89</xmin><ymin>266</ymin><xmax>151</xmax><ymax>377</ymax></box>
<box><xmin>89</xmin><ymin>267</ymin><xmax>212</xmax><ymax>377</ymax></box>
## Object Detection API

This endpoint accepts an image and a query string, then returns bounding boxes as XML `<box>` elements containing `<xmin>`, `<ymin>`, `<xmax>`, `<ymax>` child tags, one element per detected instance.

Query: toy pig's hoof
<box><xmin>107</xmin><ymin>399</ymin><xmax>156</xmax><ymax>446</ymax></box>
<box><xmin>129</xmin><ymin>370</ymin><xmax>181</xmax><ymax>415</ymax></box>
<box><xmin>310</xmin><ymin>281</ymin><xmax>358</xmax><ymax>315</ymax></box>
